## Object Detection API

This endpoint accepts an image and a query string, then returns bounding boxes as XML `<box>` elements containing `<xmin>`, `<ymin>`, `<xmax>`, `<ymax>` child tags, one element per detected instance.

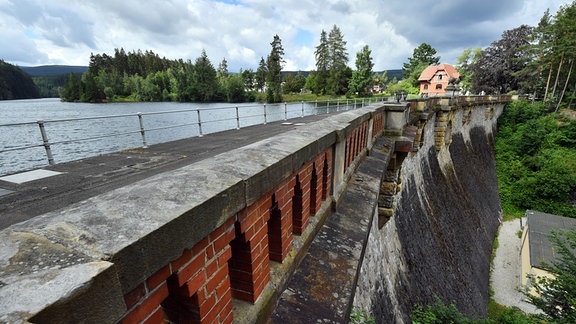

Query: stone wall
<box><xmin>353</xmin><ymin>99</ymin><xmax>505</xmax><ymax>322</ymax></box>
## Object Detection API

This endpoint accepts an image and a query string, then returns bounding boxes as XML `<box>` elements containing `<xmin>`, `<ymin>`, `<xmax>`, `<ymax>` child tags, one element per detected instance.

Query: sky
<box><xmin>0</xmin><ymin>0</ymin><xmax>572</xmax><ymax>72</ymax></box>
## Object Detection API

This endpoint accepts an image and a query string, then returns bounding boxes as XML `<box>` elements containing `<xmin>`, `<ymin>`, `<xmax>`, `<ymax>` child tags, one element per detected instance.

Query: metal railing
<box><xmin>0</xmin><ymin>97</ymin><xmax>391</xmax><ymax>172</ymax></box>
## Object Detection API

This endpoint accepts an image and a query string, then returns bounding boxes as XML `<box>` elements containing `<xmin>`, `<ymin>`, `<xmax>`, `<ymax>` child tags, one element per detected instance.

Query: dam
<box><xmin>0</xmin><ymin>95</ymin><xmax>510</xmax><ymax>323</ymax></box>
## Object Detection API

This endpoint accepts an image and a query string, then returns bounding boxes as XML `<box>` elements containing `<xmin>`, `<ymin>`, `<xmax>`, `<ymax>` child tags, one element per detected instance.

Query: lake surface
<box><xmin>0</xmin><ymin>98</ymin><xmax>358</xmax><ymax>176</ymax></box>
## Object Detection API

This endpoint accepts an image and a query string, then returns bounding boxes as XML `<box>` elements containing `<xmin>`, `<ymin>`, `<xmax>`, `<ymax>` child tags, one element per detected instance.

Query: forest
<box><xmin>59</xmin><ymin>25</ymin><xmax>389</xmax><ymax>104</ymax></box>
<box><xmin>0</xmin><ymin>60</ymin><xmax>40</xmax><ymax>100</ymax></box>
<box><xmin>496</xmin><ymin>100</ymin><xmax>576</xmax><ymax>219</ymax></box>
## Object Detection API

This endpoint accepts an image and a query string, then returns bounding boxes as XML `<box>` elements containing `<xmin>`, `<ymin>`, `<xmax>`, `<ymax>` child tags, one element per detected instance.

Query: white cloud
<box><xmin>0</xmin><ymin>0</ymin><xmax>573</xmax><ymax>71</ymax></box>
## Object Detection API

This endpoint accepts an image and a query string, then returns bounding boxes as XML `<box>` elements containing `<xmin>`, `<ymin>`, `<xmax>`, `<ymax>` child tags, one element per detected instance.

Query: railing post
<box><xmin>197</xmin><ymin>109</ymin><xmax>203</xmax><ymax>137</ymax></box>
<box><xmin>301</xmin><ymin>101</ymin><xmax>304</xmax><ymax>118</ymax></box>
<box><xmin>264</xmin><ymin>104</ymin><xmax>267</xmax><ymax>124</ymax></box>
<box><xmin>284</xmin><ymin>102</ymin><xmax>288</xmax><ymax>120</ymax></box>
<box><xmin>137</xmin><ymin>113</ymin><xmax>148</xmax><ymax>148</ymax></box>
<box><xmin>337</xmin><ymin>99</ymin><xmax>340</xmax><ymax>112</ymax></box>
<box><xmin>236</xmin><ymin>106</ymin><xmax>240</xmax><ymax>130</ymax></box>
<box><xmin>315</xmin><ymin>100</ymin><xmax>318</xmax><ymax>115</ymax></box>
<box><xmin>37</xmin><ymin>120</ymin><xmax>55</xmax><ymax>165</ymax></box>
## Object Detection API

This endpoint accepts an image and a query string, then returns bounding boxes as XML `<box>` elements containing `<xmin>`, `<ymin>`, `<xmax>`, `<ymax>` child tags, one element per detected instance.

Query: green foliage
<box><xmin>473</xmin><ymin>25</ymin><xmax>534</xmax><ymax>94</ymax></box>
<box><xmin>0</xmin><ymin>59</ymin><xmax>40</xmax><ymax>100</ymax></box>
<box><xmin>283</xmin><ymin>72</ymin><xmax>306</xmax><ymax>94</ymax></box>
<box><xmin>348</xmin><ymin>45</ymin><xmax>375</xmax><ymax>96</ymax></box>
<box><xmin>402</xmin><ymin>43</ymin><xmax>440</xmax><ymax>84</ymax></box>
<box><xmin>411</xmin><ymin>297</ymin><xmax>484</xmax><ymax>324</ymax></box>
<box><xmin>385</xmin><ymin>78</ymin><xmax>419</xmax><ymax>95</ymax></box>
<box><xmin>350</xmin><ymin>308</ymin><xmax>375</xmax><ymax>324</ymax></box>
<box><xmin>524</xmin><ymin>230</ymin><xmax>576</xmax><ymax>323</ymax></box>
<box><xmin>313</xmin><ymin>25</ymin><xmax>350</xmax><ymax>96</ymax></box>
<box><xmin>496</xmin><ymin>100</ymin><xmax>576</xmax><ymax>218</ymax></box>
<box><xmin>456</xmin><ymin>48</ymin><xmax>482</xmax><ymax>94</ymax></box>
<box><xmin>266</xmin><ymin>35</ymin><xmax>285</xmax><ymax>103</ymax></box>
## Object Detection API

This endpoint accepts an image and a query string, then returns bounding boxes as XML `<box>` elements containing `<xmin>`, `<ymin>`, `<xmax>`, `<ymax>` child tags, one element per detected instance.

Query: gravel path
<box><xmin>490</xmin><ymin>218</ymin><xmax>541</xmax><ymax>314</ymax></box>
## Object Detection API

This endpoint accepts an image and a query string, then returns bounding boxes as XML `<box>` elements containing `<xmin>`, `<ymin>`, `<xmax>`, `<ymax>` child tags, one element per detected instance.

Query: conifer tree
<box><xmin>348</xmin><ymin>45</ymin><xmax>374</xmax><ymax>95</ymax></box>
<box><xmin>256</xmin><ymin>57</ymin><xmax>267</xmax><ymax>92</ymax></box>
<box><xmin>314</xmin><ymin>30</ymin><xmax>330</xmax><ymax>94</ymax></box>
<box><xmin>327</xmin><ymin>25</ymin><xmax>349</xmax><ymax>95</ymax></box>
<box><xmin>266</xmin><ymin>34</ymin><xmax>285</xmax><ymax>103</ymax></box>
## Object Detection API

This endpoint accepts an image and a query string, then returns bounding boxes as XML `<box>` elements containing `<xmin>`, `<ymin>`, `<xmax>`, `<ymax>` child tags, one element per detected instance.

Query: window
<box><xmin>436</xmin><ymin>84</ymin><xmax>442</xmax><ymax>90</ymax></box>
<box><xmin>424</xmin><ymin>85</ymin><xmax>428</xmax><ymax>90</ymax></box>
<box><xmin>438</xmin><ymin>74</ymin><xmax>443</xmax><ymax>80</ymax></box>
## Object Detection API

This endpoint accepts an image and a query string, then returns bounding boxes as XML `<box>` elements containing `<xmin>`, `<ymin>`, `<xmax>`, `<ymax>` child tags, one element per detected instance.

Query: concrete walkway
<box><xmin>490</xmin><ymin>218</ymin><xmax>541</xmax><ymax>314</ymax></box>
<box><xmin>0</xmin><ymin>113</ymin><xmax>336</xmax><ymax>230</ymax></box>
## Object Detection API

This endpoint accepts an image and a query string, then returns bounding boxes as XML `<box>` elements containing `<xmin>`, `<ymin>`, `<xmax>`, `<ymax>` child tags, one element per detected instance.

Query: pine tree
<box><xmin>314</xmin><ymin>30</ymin><xmax>330</xmax><ymax>94</ymax></box>
<box><xmin>402</xmin><ymin>43</ymin><xmax>440</xmax><ymax>78</ymax></box>
<box><xmin>525</xmin><ymin>230</ymin><xmax>576</xmax><ymax>322</ymax></box>
<box><xmin>348</xmin><ymin>45</ymin><xmax>374</xmax><ymax>95</ymax></box>
<box><xmin>192</xmin><ymin>49</ymin><xmax>219</xmax><ymax>102</ymax></box>
<box><xmin>266</xmin><ymin>35</ymin><xmax>285</xmax><ymax>103</ymax></box>
<box><xmin>255</xmin><ymin>57</ymin><xmax>267</xmax><ymax>92</ymax></box>
<box><xmin>217</xmin><ymin>58</ymin><xmax>229</xmax><ymax>80</ymax></box>
<box><xmin>327</xmin><ymin>25</ymin><xmax>349</xmax><ymax>95</ymax></box>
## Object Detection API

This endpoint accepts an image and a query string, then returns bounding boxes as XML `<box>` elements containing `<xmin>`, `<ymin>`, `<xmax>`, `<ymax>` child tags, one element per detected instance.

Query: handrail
<box><xmin>0</xmin><ymin>97</ymin><xmax>390</xmax><ymax>174</ymax></box>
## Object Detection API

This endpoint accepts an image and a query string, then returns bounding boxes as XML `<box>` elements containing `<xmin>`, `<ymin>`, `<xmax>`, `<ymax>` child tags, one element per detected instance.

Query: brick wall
<box><xmin>117</xmin><ymin>149</ymin><xmax>336</xmax><ymax>323</ymax></box>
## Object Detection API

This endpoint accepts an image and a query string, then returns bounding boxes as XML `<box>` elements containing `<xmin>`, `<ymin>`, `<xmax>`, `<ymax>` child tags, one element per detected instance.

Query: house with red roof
<box><xmin>418</xmin><ymin>64</ymin><xmax>461</xmax><ymax>96</ymax></box>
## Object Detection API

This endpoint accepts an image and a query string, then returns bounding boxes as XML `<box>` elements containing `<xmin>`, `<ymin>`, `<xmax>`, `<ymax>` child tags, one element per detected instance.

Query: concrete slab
<box><xmin>0</xmin><ymin>188</ymin><xmax>13</xmax><ymax>197</ymax></box>
<box><xmin>0</xmin><ymin>170</ymin><xmax>63</xmax><ymax>184</ymax></box>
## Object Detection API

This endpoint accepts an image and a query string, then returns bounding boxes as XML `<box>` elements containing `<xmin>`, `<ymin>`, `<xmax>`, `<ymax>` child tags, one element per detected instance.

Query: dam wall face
<box><xmin>354</xmin><ymin>103</ymin><xmax>504</xmax><ymax>322</ymax></box>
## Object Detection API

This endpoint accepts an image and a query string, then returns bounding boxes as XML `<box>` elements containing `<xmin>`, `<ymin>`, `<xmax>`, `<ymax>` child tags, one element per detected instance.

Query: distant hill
<box><xmin>0</xmin><ymin>60</ymin><xmax>40</xmax><ymax>100</ymax></box>
<box><xmin>20</xmin><ymin>65</ymin><xmax>88</xmax><ymax>76</ymax></box>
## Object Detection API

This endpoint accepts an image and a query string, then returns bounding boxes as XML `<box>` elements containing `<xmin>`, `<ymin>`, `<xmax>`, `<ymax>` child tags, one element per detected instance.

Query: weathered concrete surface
<box><xmin>353</xmin><ymin>104</ymin><xmax>504</xmax><ymax>322</ymax></box>
<box><xmin>270</xmin><ymin>136</ymin><xmax>394</xmax><ymax>323</ymax></box>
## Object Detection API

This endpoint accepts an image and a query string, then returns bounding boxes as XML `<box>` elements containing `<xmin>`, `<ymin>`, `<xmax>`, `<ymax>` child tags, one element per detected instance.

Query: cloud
<box><xmin>0</xmin><ymin>0</ymin><xmax>572</xmax><ymax>70</ymax></box>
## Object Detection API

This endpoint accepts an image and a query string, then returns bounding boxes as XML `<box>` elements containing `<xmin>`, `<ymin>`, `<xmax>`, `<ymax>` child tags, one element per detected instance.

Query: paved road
<box><xmin>0</xmin><ymin>113</ymin><xmax>336</xmax><ymax>230</ymax></box>
<box><xmin>491</xmin><ymin>218</ymin><xmax>542</xmax><ymax>314</ymax></box>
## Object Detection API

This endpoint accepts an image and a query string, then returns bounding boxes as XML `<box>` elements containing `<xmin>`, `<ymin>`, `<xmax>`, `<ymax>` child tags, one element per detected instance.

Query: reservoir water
<box><xmin>0</xmin><ymin>98</ymin><xmax>369</xmax><ymax>176</ymax></box>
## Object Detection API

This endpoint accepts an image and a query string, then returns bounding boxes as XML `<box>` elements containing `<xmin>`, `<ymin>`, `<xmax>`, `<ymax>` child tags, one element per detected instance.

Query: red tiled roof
<box><xmin>418</xmin><ymin>64</ymin><xmax>461</xmax><ymax>81</ymax></box>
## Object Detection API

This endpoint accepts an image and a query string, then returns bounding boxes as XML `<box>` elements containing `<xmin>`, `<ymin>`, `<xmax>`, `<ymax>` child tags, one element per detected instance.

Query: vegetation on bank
<box><xmin>0</xmin><ymin>60</ymin><xmax>40</xmax><ymax>100</ymax></box>
<box><xmin>496</xmin><ymin>100</ymin><xmax>576</xmax><ymax>220</ymax></box>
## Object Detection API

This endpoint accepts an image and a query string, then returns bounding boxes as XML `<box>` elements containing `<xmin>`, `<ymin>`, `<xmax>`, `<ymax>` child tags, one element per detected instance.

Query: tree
<box><xmin>402</xmin><ymin>43</ymin><xmax>440</xmax><ymax>86</ymax></box>
<box><xmin>348</xmin><ymin>45</ymin><xmax>375</xmax><ymax>95</ymax></box>
<box><xmin>217</xmin><ymin>58</ymin><xmax>229</xmax><ymax>80</ymax></box>
<box><xmin>472</xmin><ymin>25</ymin><xmax>534</xmax><ymax>94</ymax></box>
<box><xmin>0</xmin><ymin>60</ymin><xmax>40</xmax><ymax>100</ymax></box>
<box><xmin>255</xmin><ymin>57</ymin><xmax>267</xmax><ymax>92</ymax></box>
<box><xmin>266</xmin><ymin>34</ymin><xmax>285</xmax><ymax>103</ymax></box>
<box><xmin>525</xmin><ymin>230</ymin><xmax>576</xmax><ymax>322</ymax></box>
<box><xmin>242</xmin><ymin>69</ymin><xmax>255</xmax><ymax>91</ymax></box>
<box><xmin>61</xmin><ymin>72</ymin><xmax>80</xmax><ymax>102</ymax></box>
<box><xmin>192</xmin><ymin>49</ymin><xmax>219</xmax><ymax>102</ymax></box>
<box><xmin>327</xmin><ymin>25</ymin><xmax>350</xmax><ymax>95</ymax></box>
<box><xmin>312</xmin><ymin>25</ymin><xmax>350</xmax><ymax>96</ymax></box>
<box><xmin>455</xmin><ymin>48</ymin><xmax>482</xmax><ymax>94</ymax></box>
<box><xmin>314</xmin><ymin>30</ymin><xmax>330</xmax><ymax>94</ymax></box>
<box><xmin>222</xmin><ymin>73</ymin><xmax>246</xmax><ymax>102</ymax></box>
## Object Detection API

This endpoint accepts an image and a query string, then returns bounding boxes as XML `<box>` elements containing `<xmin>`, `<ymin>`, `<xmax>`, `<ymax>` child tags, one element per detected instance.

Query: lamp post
<box><xmin>402</xmin><ymin>91</ymin><xmax>408</xmax><ymax>102</ymax></box>
<box><xmin>395</xmin><ymin>91</ymin><xmax>402</xmax><ymax>103</ymax></box>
